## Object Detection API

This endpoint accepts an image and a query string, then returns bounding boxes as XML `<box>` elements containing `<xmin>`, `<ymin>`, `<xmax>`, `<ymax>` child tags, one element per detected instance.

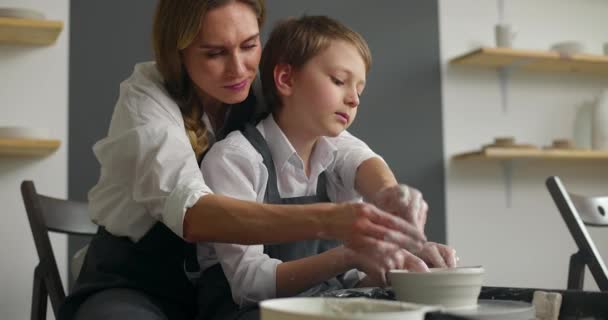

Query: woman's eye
<box><xmin>205</xmin><ymin>50</ymin><xmax>223</xmax><ymax>58</ymax></box>
<box><xmin>331</xmin><ymin>76</ymin><xmax>344</xmax><ymax>86</ymax></box>
<box><xmin>242</xmin><ymin>43</ymin><xmax>258</xmax><ymax>50</ymax></box>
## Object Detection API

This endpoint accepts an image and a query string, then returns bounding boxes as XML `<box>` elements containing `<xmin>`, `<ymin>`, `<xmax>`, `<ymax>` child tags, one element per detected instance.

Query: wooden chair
<box><xmin>21</xmin><ymin>180</ymin><xmax>98</xmax><ymax>320</ymax></box>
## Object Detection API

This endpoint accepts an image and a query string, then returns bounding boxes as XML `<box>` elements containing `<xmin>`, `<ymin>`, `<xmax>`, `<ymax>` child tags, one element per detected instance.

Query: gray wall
<box><xmin>261</xmin><ymin>0</ymin><xmax>445</xmax><ymax>242</ymax></box>
<box><xmin>68</xmin><ymin>0</ymin><xmax>156</xmax><ymax>286</ymax></box>
<box><xmin>68</xmin><ymin>0</ymin><xmax>445</xmax><ymax>283</ymax></box>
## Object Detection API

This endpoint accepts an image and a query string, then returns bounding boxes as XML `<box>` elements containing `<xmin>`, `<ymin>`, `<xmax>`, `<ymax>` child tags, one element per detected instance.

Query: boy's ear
<box><xmin>273</xmin><ymin>63</ymin><xmax>294</xmax><ymax>97</ymax></box>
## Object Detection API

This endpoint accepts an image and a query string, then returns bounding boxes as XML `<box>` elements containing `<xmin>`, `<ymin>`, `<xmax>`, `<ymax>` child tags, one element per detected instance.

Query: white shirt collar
<box><xmin>259</xmin><ymin>115</ymin><xmax>337</xmax><ymax>176</ymax></box>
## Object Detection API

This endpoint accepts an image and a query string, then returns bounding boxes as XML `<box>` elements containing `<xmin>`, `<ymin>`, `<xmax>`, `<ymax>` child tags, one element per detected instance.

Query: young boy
<box><xmin>196</xmin><ymin>15</ymin><xmax>431</xmax><ymax>320</ymax></box>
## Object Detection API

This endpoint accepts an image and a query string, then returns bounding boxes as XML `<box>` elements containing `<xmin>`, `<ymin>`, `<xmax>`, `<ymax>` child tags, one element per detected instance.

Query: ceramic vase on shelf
<box><xmin>592</xmin><ymin>90</ymin><xmax>608</xmax><ymax>150</ymax></box>
<box><xmin>573</xmin><ymin>99</ymin><xmax>594</xmax><ymax>149</ymax></box>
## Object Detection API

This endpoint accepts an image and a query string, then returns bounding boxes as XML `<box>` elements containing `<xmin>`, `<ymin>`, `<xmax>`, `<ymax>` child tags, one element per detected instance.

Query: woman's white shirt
<box><xmin>88</xmin><ymin>62</ymin><xmax>212</xmax><ymax>242</ymax></box>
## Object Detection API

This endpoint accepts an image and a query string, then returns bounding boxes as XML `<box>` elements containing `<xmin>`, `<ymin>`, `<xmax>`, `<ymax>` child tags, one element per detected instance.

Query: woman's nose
<box><xmin>227</xmin><ymin>53</ymin><xmax>245</xmax><ymax>76</ymax></box>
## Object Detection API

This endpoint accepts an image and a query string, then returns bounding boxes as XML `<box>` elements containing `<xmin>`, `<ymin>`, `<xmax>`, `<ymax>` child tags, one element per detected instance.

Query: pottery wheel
<box><xmin>446</xmin><ymin>300</ymin><xmax>535</xmax><ymax>320</ymax></box>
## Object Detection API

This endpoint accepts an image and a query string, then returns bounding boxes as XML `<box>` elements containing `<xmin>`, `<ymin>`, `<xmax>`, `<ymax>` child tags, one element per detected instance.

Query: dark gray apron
<box><xmin>59</xmin><ymin>222</ymin><xmax>198</xmax><ymax>320</ymax></box>
<box><xmin>196</xmin><ymin>124</ymin><xmax>344</xmax><ymax>320</ymax></box>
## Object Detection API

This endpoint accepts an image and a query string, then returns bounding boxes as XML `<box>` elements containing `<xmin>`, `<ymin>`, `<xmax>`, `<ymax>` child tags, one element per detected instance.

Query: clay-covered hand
<box><xmin>370</xmin><ymin>184</ymin><xmax>427</xmax><ymax>233</ymax></box>
<box><xmin>327</xmin><ymin>202</ymin><xmax>426</xmax><ymax>254</ymax></box>
<box><xmin>416</xmin><ymin>242</ymin><xmax>458</xmax><ymax>268</ymax></box>
<box><xmin>346</xmin><ymin>247</ymin><xmax>430</xmax><ymax>287</ymax></box>
<box><xmin>342</xmin><ymin>243</ymin><xmax>398</xmax><ymax>287</ymax></box>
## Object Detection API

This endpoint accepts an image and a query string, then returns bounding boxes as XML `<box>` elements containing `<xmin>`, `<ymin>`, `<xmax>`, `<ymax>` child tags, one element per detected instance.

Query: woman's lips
<box><xmin>224</xmin><ymin>79</ymin><xmax>248</xmax><ymax>91</ymax></box>
<box><xmin>335</xmin><ymin>112</ymin><xmax>349</xmax><ymax>123</ymax></box>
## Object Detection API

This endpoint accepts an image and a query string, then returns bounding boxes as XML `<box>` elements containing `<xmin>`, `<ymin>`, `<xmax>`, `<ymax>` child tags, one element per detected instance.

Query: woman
<box><xmin>60</xmin><ymin>1</ymin><xmax>446</xmax><ymax>320</ymax></box>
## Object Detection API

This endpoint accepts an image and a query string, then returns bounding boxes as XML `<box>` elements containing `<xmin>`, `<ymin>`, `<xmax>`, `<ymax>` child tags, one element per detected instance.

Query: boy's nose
<box><xmin>345</xmin><ymin>89</ymin><xmax>359</xmax><ymax>108</ymax></box>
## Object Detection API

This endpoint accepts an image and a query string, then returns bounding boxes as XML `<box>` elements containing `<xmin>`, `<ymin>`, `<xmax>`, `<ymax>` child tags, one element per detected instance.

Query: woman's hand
<box><xmin>324</xmin><ymin>202</ymin><xmax>426</xmax><ymax>254</ymax></box>
<box><xmin>416</xmin><ymin>242</ymin><xmax>458</xmax><ymax>268</ymax></box>
<box><xmin>370</xmin><ymin>184</ymin><xmax>427</xmax><ymax>233</ymax></box>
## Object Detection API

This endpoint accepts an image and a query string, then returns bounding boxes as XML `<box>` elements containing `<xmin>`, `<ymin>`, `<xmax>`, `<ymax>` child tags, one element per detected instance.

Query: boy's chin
<box><xmin>323</xmin><ymin>127</ymin><xmax>346</xmax><ymax>138</ymax></box>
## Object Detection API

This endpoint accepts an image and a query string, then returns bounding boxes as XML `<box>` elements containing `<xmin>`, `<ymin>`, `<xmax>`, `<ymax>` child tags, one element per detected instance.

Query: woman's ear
<box><xmin>273</xmin><ymin>63</ymin><xmax>294</xmax><ymax>97</ymax></box>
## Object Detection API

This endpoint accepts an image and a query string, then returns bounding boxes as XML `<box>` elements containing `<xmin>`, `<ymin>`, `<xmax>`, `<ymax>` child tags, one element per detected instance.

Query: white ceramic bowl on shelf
<box><xmin>389</xmin><ymin>266</ymin><xmax>485</xmax><ymax>309</ymax></box>
<box><xmin>0</xmin><ymin>7</ymin><xmax>45</xmax><ymax>20</ymax></box>
<box><xmin>0</xmin><ymin>126</ymin><xmax>50</xmax><ymax>140</ymax></box>
<box><xmin>260</xmin><ymin>297</ymin><xmax>435</xmax><ymax>320</ymax></box>
<box><xmin>550</xmin><ymin>41</ymin><xmax>585</xmax><ymax>55</ymax></box>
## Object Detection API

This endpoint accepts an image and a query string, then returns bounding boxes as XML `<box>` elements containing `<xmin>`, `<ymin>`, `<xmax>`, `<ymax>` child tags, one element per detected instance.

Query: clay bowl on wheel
<box><xmin>388</xmin><ymin>266</ymin><xmax>485</xmax><ymax>309</ymax></box>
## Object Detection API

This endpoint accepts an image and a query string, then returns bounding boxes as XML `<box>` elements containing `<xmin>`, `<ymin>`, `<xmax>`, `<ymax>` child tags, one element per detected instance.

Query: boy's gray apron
<box><xmin>196</xmin><ymin>124</ymin><xmax>343</xmax><ymax>320</ymax></box>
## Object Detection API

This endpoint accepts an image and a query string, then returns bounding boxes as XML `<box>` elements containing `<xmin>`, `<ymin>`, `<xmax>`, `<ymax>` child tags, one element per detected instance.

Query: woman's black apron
<box><xmin>196</xmin><ymin>124</ymin><xmax>344</xmax><ymax>320</ymax></box>
<box><xmin>58</xmin><ymin>220</ymin><xmax>199</xmax><ymax>319</ymax></box>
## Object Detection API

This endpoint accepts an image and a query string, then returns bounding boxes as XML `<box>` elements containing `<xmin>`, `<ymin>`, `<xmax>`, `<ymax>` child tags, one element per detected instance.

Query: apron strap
<box><xmin>241</xmin><ymin>124</ymin><xmax>281</xmax><ymax>202</ymax></box>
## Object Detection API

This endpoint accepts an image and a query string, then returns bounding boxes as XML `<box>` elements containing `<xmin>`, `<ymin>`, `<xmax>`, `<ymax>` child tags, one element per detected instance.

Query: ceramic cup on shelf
<box><xmin>495</xmin><ymin>24</ymin><xmax>516</xmax><ymax>48</ymax></box>
<box><xmin>592</xmin><ymin>90</ymin><xmax>608</xmax><ymax>150</ymax></box>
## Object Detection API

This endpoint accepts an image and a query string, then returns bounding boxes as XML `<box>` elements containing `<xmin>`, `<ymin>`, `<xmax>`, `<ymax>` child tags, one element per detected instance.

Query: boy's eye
<box><xmin>330</xmin><ymin>76</ymin><xmax>344</xmax><ymax>86</ymax></box>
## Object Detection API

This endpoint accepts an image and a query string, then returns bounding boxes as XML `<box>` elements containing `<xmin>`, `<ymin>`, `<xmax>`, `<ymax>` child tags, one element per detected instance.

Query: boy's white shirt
<box><xmin>198</xmin><ymin>115</ymin><xmax>369</xmax><ymax>307</ymax></box>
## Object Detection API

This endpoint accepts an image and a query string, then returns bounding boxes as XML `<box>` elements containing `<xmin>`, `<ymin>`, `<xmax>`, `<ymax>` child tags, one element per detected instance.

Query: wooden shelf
<box><xmin>0</xmin><ymin>138</ymin><xmax>60</xmax><ymax>156</ymax></box>
<box><xmin>450</xmin><ymin>47</ymin><xmax>608</xmax><ymax>75</ymax></box>
<box><xmin>453</xmin><ymin>147</ymin><xmax>608</xmax><ymax>161</ymax></box>
<box><xmin>0</xmin><ymin>17</ymin><xmax>63</xmax><ymax>45</ymax></box>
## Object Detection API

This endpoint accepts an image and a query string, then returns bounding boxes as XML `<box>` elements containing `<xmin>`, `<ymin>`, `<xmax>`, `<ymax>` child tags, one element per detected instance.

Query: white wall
<box><xmin>440</xmin><ymin>0</ymin><xmax>608</xmax><ymax>290</ymax></box>
<box><xmin>0</xmin><ymin>1</ymin><xmax>69</xmax><ymax>319</ymax></box>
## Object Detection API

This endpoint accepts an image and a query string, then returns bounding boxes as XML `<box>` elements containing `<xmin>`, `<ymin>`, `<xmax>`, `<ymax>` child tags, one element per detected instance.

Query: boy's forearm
<box><xmin>275</xmin><ymin>246</ymin><xmax>352</xmax><ymax>297</ymax></box>
<box><xmin>184</xmin><ymin>194</ymin><xmax>332</xmax><ymax>244</ymax></box>
<box><xmin>354</xmin><ymin>157</ymin><xmax>398</xmax><ymax>200</ymax></box>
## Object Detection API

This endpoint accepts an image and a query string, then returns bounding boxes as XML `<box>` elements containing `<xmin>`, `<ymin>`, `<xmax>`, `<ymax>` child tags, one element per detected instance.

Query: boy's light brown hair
<box><xmin>260</xmin><ymin>15</ymin><xmax>372</xmax><ymax>112</ymax></box>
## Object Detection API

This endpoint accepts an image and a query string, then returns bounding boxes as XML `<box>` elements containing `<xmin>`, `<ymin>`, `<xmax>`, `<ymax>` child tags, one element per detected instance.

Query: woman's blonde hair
<box><xmin>152</xmin><ymin>0</ymin><xmax>265</xmax><ymax>160</ymax></box>
<box><xmin>260</xmin><ymin>15</ymin><xmax>372</xmax><ymax>113</ymax></box>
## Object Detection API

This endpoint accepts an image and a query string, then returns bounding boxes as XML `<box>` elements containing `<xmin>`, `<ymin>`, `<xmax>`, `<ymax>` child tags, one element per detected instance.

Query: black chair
<box><xmin>21</xmin><ymin>180</ymin><xmax>98</xmax><ymax>320</ymax></box>
<box><xmin>545</xmin><ymin>176</ymin><xmax>608</xmax><ymax>291</ymax></box>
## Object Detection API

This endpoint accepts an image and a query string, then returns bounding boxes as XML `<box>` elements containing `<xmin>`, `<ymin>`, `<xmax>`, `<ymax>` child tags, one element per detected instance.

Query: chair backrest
<box><xmin>545</xmin><ymin>176</ymin><xmax>608</xmax><ymax>291</ymax></box>
<box><xmin>21</xmin><ymin>180</ymin><xmax>97</xmax><ymax>320</ymax></box>
<box><xmin>568</xmin><ymin>193</ymin><xmax>608</xmax><ymax>227</ymax></box>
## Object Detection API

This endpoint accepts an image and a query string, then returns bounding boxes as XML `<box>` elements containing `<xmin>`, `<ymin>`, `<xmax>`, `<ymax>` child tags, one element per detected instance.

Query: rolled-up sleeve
<box><xmin>90</xmin><ymin>91</ymin><xmax>212</xmax><ymax>240</ymax></box>
<box><xmin>133</xmin><ymin>124</ymin><xmax>213</xmax><ymax>238</ymax></box>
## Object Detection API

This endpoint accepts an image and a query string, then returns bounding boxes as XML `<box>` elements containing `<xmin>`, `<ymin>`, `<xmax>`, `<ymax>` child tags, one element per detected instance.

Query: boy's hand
<box><xmin>416</xmin><ymin>242</ymin><xmax>458</xmax><ymax>268</ymax></box>
<box><xmin>346</xmin><ymin>247</ymin><xmax>430</xmax><ymax>287</ymax></box>
<box><xmin>370</xmin><ymin>184</ymin><xmax>427</xmax><ymax>233</ymax></box>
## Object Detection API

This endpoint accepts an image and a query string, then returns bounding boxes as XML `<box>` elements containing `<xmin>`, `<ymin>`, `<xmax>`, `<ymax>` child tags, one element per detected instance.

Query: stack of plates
<box><xmin>0</xmin><ymin>8</ymin><xmax>45</xmax><ymax>20</ymax></box>
<box><xmin>0</xmin><ymin>126</ymin><xmax>50</xmax><ymax>140</ymax></box>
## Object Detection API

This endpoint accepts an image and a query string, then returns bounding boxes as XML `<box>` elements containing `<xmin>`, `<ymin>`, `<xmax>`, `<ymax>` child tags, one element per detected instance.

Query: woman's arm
<box><xmin>184</xmin><ymin>196</ymin><xmax>425</xmax><ymax>251</ymax></box>
<box><xmin>185</xmin><ymin>195</ymin><xmax>329</xmax><ymax>244</ymax></box>
<box><xmin>187</xmin><ymin>134</ymin><xmax>425</xmax><ymax>248</ymax></box>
